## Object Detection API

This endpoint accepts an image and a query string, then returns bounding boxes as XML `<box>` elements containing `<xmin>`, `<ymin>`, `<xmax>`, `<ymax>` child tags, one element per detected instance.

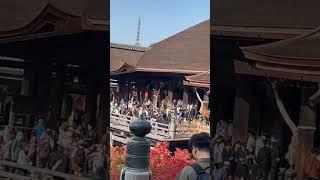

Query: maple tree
<box><xmin>110</xmin><ymin>142</ymin><xmax>195</xmax><ymax>180</ymax></box>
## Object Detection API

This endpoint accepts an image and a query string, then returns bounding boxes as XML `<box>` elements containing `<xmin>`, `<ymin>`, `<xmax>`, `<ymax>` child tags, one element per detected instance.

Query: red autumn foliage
<box><xmin>110</xmin><ymin>142</ymin><xmax>195</xmax><ymax>180</ymax></box>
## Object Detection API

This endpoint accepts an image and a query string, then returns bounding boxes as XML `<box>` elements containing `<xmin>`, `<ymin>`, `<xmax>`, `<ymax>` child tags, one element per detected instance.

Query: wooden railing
<box><xmin>0</xmin><ymin>125</ymin><xmax>33</xmax><ymax>130</ymax></box>
<box><xmin>110</xmin><ymin>113</ymin><xmax>171</xmax><ymax>139</ymax></box>
<box><xmin>110</xmin><ymin>113</ymin><xmax>209</xmax><ymax>140</ymax></box>
<box><xmin>0</xmin><ymin>160</ymin><xmax>91</xmax><ymax>180</ymax></box>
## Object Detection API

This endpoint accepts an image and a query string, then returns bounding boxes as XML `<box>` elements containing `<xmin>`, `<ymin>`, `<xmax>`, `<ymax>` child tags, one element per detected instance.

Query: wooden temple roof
<box><xmin>0</xmin><ymin>0</ymin><xmax>108</xmax><ymax>40</ymax></box>
<box><xmin>235</xmin><ymin>27</ymin><xmax>320</xmax><ymax>82</ymax></box>
<box><xmin>184</xmin><ymin>71</ymin><xmax>210</xmax><ymax>88</ymax></box>
<box><xmin>134</xmin><ymin>20</ymin><xmax>209</xmax><ymax>74</ymax></box>
<box><xmin>110</xmin><ymin>43</ymin><xmax>150</xmax><ymax>74</ymax></box>
<box><xmin>212</xmin><ymin>0</ymin><xmax>320</xmax><ymax>39</ymax></box>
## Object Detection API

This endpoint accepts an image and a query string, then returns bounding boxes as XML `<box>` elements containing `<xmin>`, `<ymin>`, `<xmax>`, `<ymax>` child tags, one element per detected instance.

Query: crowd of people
<box><xmin>211</xmin><ymin>120</ymin><xmax>320</xmax><ymax>180</ymax></box>
<box><xmin>0</xmin><ymin>116</ymin><xmax>107</xmax><ymax>179</ymax></box>
<box><xmin>110</xmin><ymin>97</ymin><xmax>209</xmax><ymax>125</ymax></box>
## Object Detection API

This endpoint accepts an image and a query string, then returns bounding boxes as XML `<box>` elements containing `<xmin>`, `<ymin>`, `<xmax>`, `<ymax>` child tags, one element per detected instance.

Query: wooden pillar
<box><xmin>152</xmin><ymin>84</ymin><xmax>159</xmax><ymax>107</ymax></box>
<box><xmin>183</xmin><ymin>87</ymin><xmax>189</xmax><ymax>106</ymax></box>
<box><xmin>86</xmin><ymin>74</ymin><xmax>98</xmax><ymax>127</ymax></box>
<box><xmin>296</xmin><ymin>86</ymin><xmax>317</xmax><ymax>179</ymax></box>
<box><xmin>20</xmin><ymin>66</ymin><xmax>31</xmax><ymax>96</ymax></box>
<box><xmin>118</xmin><ymin>79</ymin><xmax>124</xmax><ymax>99</ymax></box>
<box><xmin>249</xmin><ymin>94</ymin><xmax>261</xmax><ymax>134</ymax></box>
<box><xmin>47</xmin><ymin>63</ymin><xmax>65</xmax><ymax>130</ymax></box>
<box><xmin>36</xmin><ymin>62</ymin><xmax>50</xmax><ymax>98</ymax></box>
<box><xmin>232</xmin><ymin>78</ymin><xmax>251</xmax><ymax>144</ymax></box>
<box><xmin>97</xmin><ymin>88</ymin><xmax>107</xmax><ymax>143</ymax></box>
<box><xmin>125</xmin><ymin>80</ymin><xmax>130</xmax><ymax>100</ymax></box>
<box><xmin>167</xmin><ymin>82</ymin><xmax>173</xmax><ymax>107</ymax></box>
<box><xmin>141</xmin><ymin>87</ymin><xmax>146</xmax><ymax>102</ymax></box>
<box><xmin>35</xmin><ymin>61</ymin><xmax>50</xmax><ymax>122</ymax></box>
<box><xmin>136</xmin><ymin>82</ymin><xmax>142</xmax><ymax>103</ymax></box>
<box><xmin>88</xmin><ymin>32</ymin><xmax>108</xmax><ymax>143</ymax></box>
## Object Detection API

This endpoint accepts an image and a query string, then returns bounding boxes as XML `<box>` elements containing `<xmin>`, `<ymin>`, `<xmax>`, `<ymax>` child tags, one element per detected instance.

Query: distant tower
<box><xmin>134</xmin><ymin>17</ymin><xmax>141</xmax><ymax>46</ymax></box>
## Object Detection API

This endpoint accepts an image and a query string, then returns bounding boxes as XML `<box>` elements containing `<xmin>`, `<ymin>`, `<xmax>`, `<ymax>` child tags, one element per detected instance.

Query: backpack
<box><xmin>190</xmin><ymin>163</ymin><xmax>211</xmax><ymax>180</ymax></box>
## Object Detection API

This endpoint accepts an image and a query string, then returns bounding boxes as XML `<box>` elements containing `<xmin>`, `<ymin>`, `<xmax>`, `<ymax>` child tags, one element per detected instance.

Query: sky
<box><xmin>111</xmin><ymin>0</ymin><xmax>210</xmax><ymax>47</ymax></box>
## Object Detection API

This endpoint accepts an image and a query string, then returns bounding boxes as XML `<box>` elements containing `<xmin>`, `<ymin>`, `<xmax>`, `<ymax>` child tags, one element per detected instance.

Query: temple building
<box><xmin>110</xmin><ymin>20</ymin><xmax>210</xmax><ymax>108</ymax></box>
<box><xmin>110</xmin><ymin>20</ymin><xmax>210</xmax><ymax>148</ymax></box>
<box><xmin>212</xmin><ymin>0</ymin><xmax>320</xmax><ymax>178</ymax></box>
<box><xmin>0</xmin><ymin>0</ymin><xmax>108</xmax><ymax>141</ymax></box>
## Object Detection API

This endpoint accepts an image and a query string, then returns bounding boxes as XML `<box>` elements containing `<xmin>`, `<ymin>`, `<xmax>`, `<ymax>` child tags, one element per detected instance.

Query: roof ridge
<box><xmin>110</xmin><ymin>42</ymin><xmax>150</xmax><ymax>52</ymax></box>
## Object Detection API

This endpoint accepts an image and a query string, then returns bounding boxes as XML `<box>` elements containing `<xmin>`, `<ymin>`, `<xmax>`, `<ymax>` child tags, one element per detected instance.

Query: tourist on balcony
<box><xmin>74</xmin><ymin>144</ymin><xmax>87</xmax><ymax>176</ymax></box>
<box><xmin>34</xmin><ymin>118</ymin><xmax>45</xmax><ymax>141</ymax></box>
<box><xmin>269</xmin><ymin>136</ymin><xmax>280</xmax><ymax>180</ymax></box>
<box><xmin>16</xmin><ymin>143</ymin><xmax>31</xmax><ymax>175</ymax></box>
<box><xmin>36</xmin><ymin>131</ymin><xmax>50</xmax><ymax>168</ymax></box>
<box><xmin>256</xmin><ymin>139</ymin><xmax>271</xmax><ymax>180</ymax></box>
<box><xmin>86</xmin><ymin>124</ymin><xmax>96</xmax><ymax>140</ymax></box>
<box><xmin>58</xmin><ymin>123</ymin><xmax>72</xmax><ymax>149</ymax></box>
<box><xmin>11</xmin><ymin>130</ymin><xmax>24</xmax><ymax>161</ymax></box>
<box><xmin>2</xmin><ymin>126</ymin><xmax>10</xmax><ymax>144</ymax></box>
<box><xmin>246</xmin><ymin>131</ymin><xmax>255</xmax><ymax>154</ymax></box>
<box><xmin>255</xmin><ymin>135</ymin><xmax>266</xmax><ymax>157</ymax></box>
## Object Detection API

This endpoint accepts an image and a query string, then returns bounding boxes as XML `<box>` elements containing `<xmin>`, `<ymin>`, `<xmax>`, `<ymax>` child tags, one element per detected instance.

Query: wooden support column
<box><xmin>35</xmin><ymin>61</ymin><xmax>50</xmax><ymax>124</ymax></box>
<box><xmin>92</xmin><ymin>32</ymin><xmax>108</xmax><ymax>143</ymax></box>
<box><xmin>125</xmin><ymin>80</ymin><xmax>130</xmax><ymax>100</ymax></box>
<box><xmin>136</xmin><ymin>82</ymin><xmax>142</xmax><ymax>103</ymax></box>
<box><xmin>48</xmin><ymin>63</ymin><xmax>65</xmax><ymax>130</ymax></box>
<box><xmin>167</xmin><ymin>82</ymin><xmax>174</xmax><ymax>107</ymax></box>
<box><xmin>249</xmin><ymin>94</ymin><xmax>261</xmax><ymax>134</ymax></box>
<box><xmin>183</xmin><ymin>87</ymin><xmax>189</xmax><ymax>106</ymax></box>
<box><xmin>20</xmin><ymin>66</ymin><xmax>32</xmax><ymax>96</ymax></box>
<box><xmin>97</xmin><ymin>87</ymin><xmax>107</xmax><ymax>143</ymax></box>
<box><xmin>152</xmin><ymin>84</ymin><xmax>159</xmax><ymax>107</ymax></box>
<box><xmin>141</xmin><ymin>86</ymin><xmax>146</xmax><ymax>102</ymax></box>
<box><xmin>118</xmin><ymin>79</ymin><xmax>124</xmax><ymax>99</ymax></box>
<box><xmin>232</xmin><ymin>78</ymin><xmax>251</xmax><ymax>144</ymax></box>
<box><xmin>36</xmin><ymin>62</ymin><xmax>50</xmax><ymax>98</ymax></box>
<box><xmin>296</xmin><ymin>85</ymin><xmax>317</xmax><ymax>179</ymax></box>
<box><xmin>85</xmin><ymin>73</ymin><xmax>98</xmax><ymax>127</ymax></box>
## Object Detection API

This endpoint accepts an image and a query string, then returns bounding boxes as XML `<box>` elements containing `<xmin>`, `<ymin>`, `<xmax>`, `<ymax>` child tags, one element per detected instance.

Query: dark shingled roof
<box><xmin>241</xmin><ymin>27</ymin><xmax>320</xmax><ymax>67</ymax></box>
<box><xmin>212</xmin><ymin>0</ymin><xmax>320</xmax><ymax>39</ymax></box>
<box><xmin>237</xmin><ymin>27</ymin><xmax>320</xmax><ymax>82</ymax></box>
<box><xmin>110</xmin><ymin>43</ymin><xmax>149</xmax><ymax>73</ymax></box>
<box><xmin>212</xmin><ymin>0</ymin><xmax>320</xmax><ymax>29</ymax></box>
<box><xmin>136</xmin><ymin>20</ymin><xmax>209</xmax><ymax>74</ymax></box>
<box><xmin>0</xmin><ymin>0</ymin><xmax>107</xmax><ymax>32</ymax></box>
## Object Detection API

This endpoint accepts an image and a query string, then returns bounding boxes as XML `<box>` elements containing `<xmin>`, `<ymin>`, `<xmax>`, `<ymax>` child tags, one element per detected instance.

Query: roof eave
<box><xmin>234</xmin><ymin>59</ymin><xmax>320</xmax><ymax>82</ymax></box>
<box><xmin>82</xmin><ymin>19</ymin><xmax>109</xmax><ymax>31</ymax></box>
<box><xmin>211</xmin><ymin>25</ymin><xmax>313</xmax><ymax>40</ymax></box>
<box><xmin>136</xmin><ymin>67</ymin><xmax>206</xmax><ymax>74</ymax></box>
<box><xmin>183</xmin><ymin>80</ymin><xmax>210</xmax><ymax>88</ymax></box>
<box><xmin>242</xmin><ymin>49</ymin><xmax>320</xmax><ymax>68</ymax></box>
